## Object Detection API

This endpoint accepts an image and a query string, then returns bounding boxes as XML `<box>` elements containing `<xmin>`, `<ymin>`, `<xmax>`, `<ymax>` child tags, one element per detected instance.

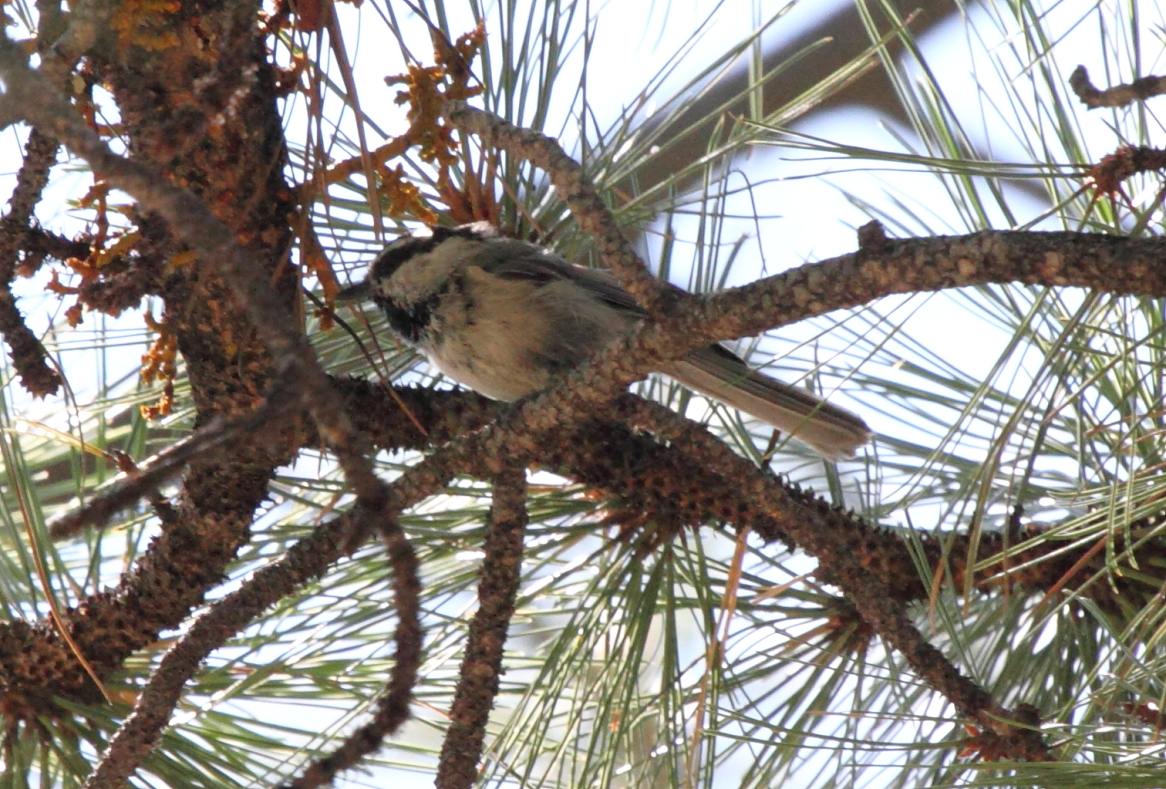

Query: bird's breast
<box><xmin>416</xmin><ymin>266</ymin><xmax>633</xmax><ymax>401</ymax></box>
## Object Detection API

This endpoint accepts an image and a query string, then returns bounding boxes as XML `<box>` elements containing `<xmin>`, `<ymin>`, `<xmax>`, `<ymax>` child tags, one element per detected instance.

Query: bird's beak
<box><xmin>335</xmin><ymin>280</ymin><xmax>371</xmax><ymax>302</ymax></box>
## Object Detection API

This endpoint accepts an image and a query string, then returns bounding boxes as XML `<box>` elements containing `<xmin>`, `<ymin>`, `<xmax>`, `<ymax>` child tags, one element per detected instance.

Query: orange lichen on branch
<box><xmin>110</xmin><ymin>0</ymin><xmax>182</xmax><ymax>51</ymax></box>
<box><xmin>433</xmin><ymin>23</ymin><xmax>486</xmax><ymax>103</ymax></box>
<box><xmin>384</xmin><ymin>23</ymin><xmax>485</xmax><ymax>167</ymax></box>
<box><xmin>384</xmin><ymin>64</ymin><xmax>459</xmax><ymax>168</ymax></box>
<box><xmin>322</xmin><ymin>22</ymin><xmax>485</xmax><ymax>196</ymax></box>
<box><xmin>45</xmin><ymin>223</ymin><xmax>144</xmax><ymax>325</ymax></box>
<box><xmin>320</xmin><ymin>24</ymin><xmax>486</xmax><ymax>224</ymax></box>
<box><xmin>958</xmin><ymin>723</ymin><xmax>1008</xmax><ymax>762</ymax></box>
<box><xmin>76</xmin><ymin>180</ymin><xmax>112</xmax><ymax>253</ymax></box>
<box><xmin>299</xmin><ymin>224</ymin><xmax>340</xmax><ymax>328</ymax></box>
<box><xmin>324</xmin><ymin>135</ymin><xmax>413</xmax><ymax>186</ymax></box>
<box><xmin>956</xmin><ymin>704</ymin><xmax>1045</xmax><ymax>762</ymax></box>
<box><xmin>1087</xmin><ymin>145</ymin><xmax>1166</xmax><ymax>200</ymax></box>
<box><xmin>310</xmin><ymin>24</ymin><xmax>490</xmax><ymax>314</ymax></box>
<box><xmin>92</xmin><ymin>231</ymin><xmax>142</xmax><ymax>270</ymax></box>
<box><xmin>45</xmin><ymin>270</ymin><xmax>86</xmax><ymax>327</ymax></box>
<box><xmin>141</xmin><ymin>311</ymin><xmax>178</xmax><ymax>419</ymax></box>
<box><xmin>378</xmin><ymin>164</ymin><xmax>437</xmax><ymax>224</ymax></box>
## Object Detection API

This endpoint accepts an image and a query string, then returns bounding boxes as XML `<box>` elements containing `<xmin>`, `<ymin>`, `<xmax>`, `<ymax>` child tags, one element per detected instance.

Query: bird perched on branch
<box><xmin>338</xmin><ymin>222</ymin><xmax>871</xmax><ymax>457</ymax></box>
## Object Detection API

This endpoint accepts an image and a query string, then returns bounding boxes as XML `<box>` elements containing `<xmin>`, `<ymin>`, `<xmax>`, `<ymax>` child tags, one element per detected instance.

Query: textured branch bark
<box><xmin>0</xmin><ymin>129</ymin><xmax>62</xmax><ymax>396</ymax></box>
<box><xmin>0</xmin><ymin>1</ymin><xmax>308</xmax><ymax>721</ymax></box>
<box><xmin>280</xmin><ymin>519</ymin><xmax>424</xmax><ymax>789</ymax></box>
<box><xmin>698</xmin><ymin>230</ymin><xmax>1166</xmax><ymax>342</ymax></box>
<box><xmin>83</xmin><ymin>502</ymin><xmax>416</xmax><ymax>789</ymax></box>
<box><xmin>443</xmin><ymin>101</ymin><xmax>673</xmax><ymax>314</ymax></box>
<box><xmin>436</xmin><ymin>465</ymin><xmax>527</xmax><ymax>789</ymax></box>
<box><xmin>1070</xmin><ymin>65</ymin><xmax>1166</xmax><ymax>109</ymax></box>
<box><xmin>617</xmin><ymin>397</ymin><xmax>1052</xmax><ymax>759</ymax></box>
<box><xmin>1</xmin><ymin>16</ymin><xmax>1160</xmax><ymax>779</ymax></box>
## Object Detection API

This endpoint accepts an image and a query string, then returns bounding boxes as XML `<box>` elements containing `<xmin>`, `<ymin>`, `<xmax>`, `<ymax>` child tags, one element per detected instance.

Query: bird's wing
<box><xmin>473</xmin><ymin>240</ymin><xmax>649</xmax><ymax>317</ymax></box>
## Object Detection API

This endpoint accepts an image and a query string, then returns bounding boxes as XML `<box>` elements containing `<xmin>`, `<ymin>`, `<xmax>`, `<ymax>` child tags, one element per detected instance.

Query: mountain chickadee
<box><xmin>337</xmin><ymin>222</ymin><xmax>871</xmax><ymax>457</ymax></box>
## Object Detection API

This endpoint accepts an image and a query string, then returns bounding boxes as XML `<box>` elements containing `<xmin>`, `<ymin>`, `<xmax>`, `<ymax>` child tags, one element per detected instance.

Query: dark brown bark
<box><xmin>0</xmin><ymin>0</ymin><xmax>300</xmax><ymax>719</ymax></box>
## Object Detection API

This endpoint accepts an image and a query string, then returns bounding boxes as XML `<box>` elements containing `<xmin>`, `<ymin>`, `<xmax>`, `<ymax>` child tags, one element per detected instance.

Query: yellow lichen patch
<box><xmin>300</xmin><ymin>226</ymin><xmax>339</xmax><ymax>329</ymax></box>
<box><xmin>379</xmin><ymin>164</ymin><xmax>437</xmax><ymax>225</ymax></box>
<box><xmin>385</xmin><ymin>63</ymin><xmax>462</xmax><ymax>168</ymax></box>
<box><xmin>141</xmin><ymin>311</ymin><xmax>178</xmax><ymax>419</ymax></box>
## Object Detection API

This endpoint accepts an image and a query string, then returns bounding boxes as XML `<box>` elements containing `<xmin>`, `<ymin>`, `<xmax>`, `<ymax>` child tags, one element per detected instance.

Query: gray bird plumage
<box><xmin>338</xmin><ymin>222</ymin><xmax>871</xmax><ymax>457</ymax></box>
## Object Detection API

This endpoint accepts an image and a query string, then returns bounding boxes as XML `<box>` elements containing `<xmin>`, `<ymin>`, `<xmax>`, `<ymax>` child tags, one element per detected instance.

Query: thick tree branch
<box><xmin>690</xmin><ymin>230</ymin><xmax>1166</xmax><ymax>349</ymax></box>
<box><xmin>0</xmin><ymin>2</ymin><xmax>306</xmax><ymax>724</ymax></box>
<box><xmin>334</xmin><ymin>380</ymin><xmax>1166</xmax><ymax>613</ymax></box>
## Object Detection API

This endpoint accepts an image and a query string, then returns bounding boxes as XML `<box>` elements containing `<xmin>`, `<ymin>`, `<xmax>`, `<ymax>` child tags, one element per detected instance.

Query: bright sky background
<box><xmin>0</xmin><ymin>0</ymin><xmax>1138</xmax><ymax>450</ymax></box>
<box><xmin>0</xmin><ymin>1</ymin><xmax>1158</xmax><ymax>785</ymax></box>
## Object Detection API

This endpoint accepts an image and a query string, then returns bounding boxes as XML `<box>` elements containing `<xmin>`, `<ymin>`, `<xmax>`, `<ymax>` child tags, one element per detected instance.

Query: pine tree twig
<box><xmin>48</xmin><ymin>384</ymin><xmax>301</xmax><ymax>539</ymax></box>
<box><xmin>0</xmin><ymin>128</ymin><xmax>62</xmax><ymax>396</ymax></box>
<box><xmin>436</xmin><ymin>465</ymin><xmax>527</xmax><ymax>789</ymax></box>
<box><xmin>21</xmin><ymin>226</ymin><xmax>91</xmax><ymax>275</ymax></box>
<box><xmin>280</xmin><ymin>518</ymin><xmax>425</xmax><ymax>789</ymax></box>
<box><xmin>82</xmin><ymin>416</ymin><xmax>477</xmax><ymax>789</ymax></box>
<box><xmin>442</xmin><ymin>100</ymin><xmax>678</xmax><ymax>316</ymax></box>
<box><xmin>615</xmin><ymin>396</ymin><xmax>1053</xmax><ymax>761</ymax></box>
<box><xmin>82</xmin><ymin>501</ymin><xmax>409</xmax><ymax>789</ymax></box>
<box><xmin>0</xmin><ymin>32</ymin><xmax>389</xmax><ymax>512</ymax></box>
<box><xmin>1070</xmin><ymin>65</ymin><xmax>1166</xmax><ymax>109</ymax></box>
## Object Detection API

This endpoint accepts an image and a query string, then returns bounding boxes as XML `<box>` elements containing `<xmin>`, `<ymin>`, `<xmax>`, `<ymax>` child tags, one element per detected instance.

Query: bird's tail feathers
<box><xmin>666</xmin><ymin>346</ymin><xmax>871</xmax><ymax>458</ymax></box>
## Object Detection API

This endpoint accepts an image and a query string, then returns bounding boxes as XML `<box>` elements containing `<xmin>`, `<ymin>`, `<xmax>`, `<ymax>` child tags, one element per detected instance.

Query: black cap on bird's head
<box><xmin>335</xmin><ymin>222</ymin><xmax>499</xmax><ymax>303</ymax></box>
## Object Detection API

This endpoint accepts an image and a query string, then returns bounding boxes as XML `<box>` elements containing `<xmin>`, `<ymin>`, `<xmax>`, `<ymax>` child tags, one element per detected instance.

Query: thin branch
<box><xmin>82</xmin><ymin>444</ymin><xmax>458</xmax><ymax>789</ymax></box>
<box><xmin>0</xmin><ymin>33</ymin><xmax>388</xmax><ymax>509</ymax></box>
<box><xmin>1070</xmin><ymin>65</ymin><xmax>1166</xmax><ymax>109</ymax></box>
<box><xmin>616</xmin><ymin>396</ymin><xmax>1052</xmax><ymax>761</ymax></box>
<box><xmin>281</xmin><ymin>519</ymin><xmax>424</xmax><ymax>789</ymax></box>
<box><xmin>21</xmin><ymin>226</ymin><xmax>91</xmax><ymax>275</ymax></box>
<box><xmin>442</xmin><ymin>100</ymin><xmax>673</xmax><ymax>314</ymax></box>
<box><xmin>82</xmin><ymin>505</ymin><xmax>386</xmax><ymax>789</ymax></box>
<box><xmin>436</xmin><ymin>465</ymin><xmax>528</xmax><ymax>789</ymax></box>
<box><xmin>0</xmin><ymin>128</ymin><xmax>62</xmax><ymax>396</ymax></box>
<box><xmin>48</xmin><ymin>385</ymin><xmax>301</xmax><ymax>539</ymax></box>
